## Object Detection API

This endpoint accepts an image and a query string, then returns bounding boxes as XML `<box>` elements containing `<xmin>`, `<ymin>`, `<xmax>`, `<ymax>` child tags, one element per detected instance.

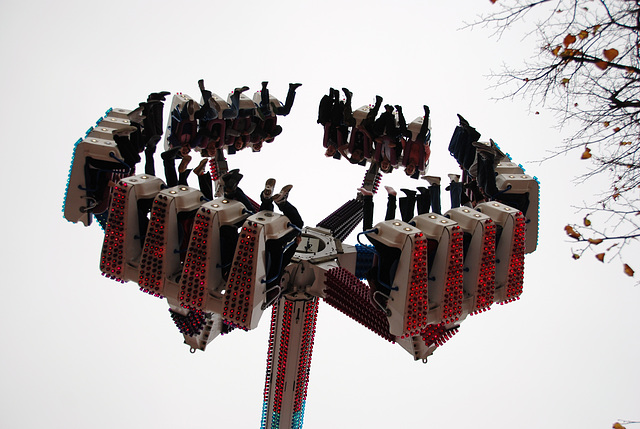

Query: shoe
<box><xmin>272</xmin><ymin>185</ymin><xmax>293</xmax><ymax>205</ymax></box>
<box><xmin>290</xmin><ymin>83</ymin><xmax>302</xmax><ymax>90</ymax></box>
<box><xmin>234</xmin><ymin>86</ymin><xmax>250</xmax><ymax>94</ymax></box>
<box><xmin>448</xmin><ymin>174</ymin><xmax>461</xmax><ymax>182</ymax></box>
<box><xmin>128</xmin><ymin>106</ymin><xmax>146</xmax><ymax>124</ymax></box>
<box><xmin>422</xmin><ymin>175</ymin><xmax>441</xmax><ymax>186</ymax></box>
<box><xmin>178</xmin><ymin>154</ymin><xmax>192</xmax><ymax>173</ymax></box>
<box><xmin>457</xmin><ymin>113</ymin><xmax>470</xmax><ymax>127</ymax></box>
<box><xmin>262</xmin><ymin>178</ymin><xmax>276</xmax><ymax>199</ymax></box>
<box><xmin>342</xmin><ymin>87</ymin><xmax>352</xmax><ymax>99</ymax></box>
<box><xmin>489</xmin><ymin>138</ymin><xmax>507</xmax><ymax>160</ymax></box>
<box><xmin>472</xmin><ymin>141</ymin><xmax>495</xmax><ymax>157</ymax></box>
<box><xmin>384</xmin><ymin>186</ymin><xmax>397</xmax><ymax>196</ymax></box>
<box><xmin>112</xmin><ymin>126</ymin><xmax>139</xmax><ymax>138</ymax></box>
<box><xmin>161</xmin><ymin>146</ymin><xmax>181</xmax><ymax>160</ymax></box>
<box><xmin>198</xmin><ymin>79</ymin><xmax>205</xmax><ymax>91</ymax></box>
<box><xmin>193</xmin><ymin>158</ymin><xmax>208</xmax><ymax>176</ymax></box>
<box><xmin>400</xmin><ymin>188</ymin><xmax>417</xmax><ymax>198</ymax></box>
<box><xmin>357</xmin><ymin>187</ymin><xmax>373</xmax><ymax>197</ymax></box>
<box><xmin>262</xmin><ymin>81</ymin><xmax>269</xmax><ymax>89</ymax></box>
<box><xmin>147</xmin><ymin>91</ymin><xmax>171</xmax><ymax>101</ymax></box>
<box><xmin>222</xmin><ymin>169</ymin><xmax>243</xmax><ymax>194</ymax></box>
<box><xmin>186</xmin><ymin>99</ymin><xmax>200</xmax><ymax>121</ymax></box>
<box><xmin>416</xmin><ymin>186</ymin><xmax>429</xmax><ymax>195</ymax></box>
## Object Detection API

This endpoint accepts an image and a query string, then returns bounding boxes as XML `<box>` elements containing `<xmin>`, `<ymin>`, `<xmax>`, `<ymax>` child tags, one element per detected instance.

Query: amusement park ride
<box><xmin>63</xmin><ymin>86</ymin><xmax>539</xmax><ymax>429</ymax></box>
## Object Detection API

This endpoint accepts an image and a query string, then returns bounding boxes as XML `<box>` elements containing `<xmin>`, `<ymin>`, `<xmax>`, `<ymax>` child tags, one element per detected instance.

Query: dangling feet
<box><xmin>193</xmin><ymin>158</ymin><xmax>208</xmax><ymax>176</ymax></box>
<box><xmin>400</xmin><ymin>188</ymin><xmax>417</xmax><ymax>198</ymax></box>
<box><xmin>272</xmin><ymin>184</ymin><xmax>293</xmax><ymax>205</ymax></box>
<box><xmin>178</xmin><ymin>154</ymin><xmax>192</xmax><ymax>173</ymax></box>
<box><xmin>384</xmin><ymin>186</ymin><xmax>397</xmax><ymax>196</ymax></box>
<box><xmin>222</xmin><ymin>169</ymin><xmax>243</xmax><ymax>196</ymax></box>
<box><xmin>422</xmin><ymin>175</ymin><xmax>441</xmax><ymax>186</ymax></box>
<box><xmin>161</xmin><ymin>146</ymin><xmax>181</xmax><ymax>161</ymax></box>
<box><xmin>147</xmin><ymin>91</ymin><xmax>171</xmax><ymax>102</ymax></box>
<box><xmin>448</xmin><ymin>173</ymin><xmax>461</xmax><ymax>183</ymax></box>
<box><xmin>233</xmin><ymin>85</ymin><xmax>250</xmax><ymax>94</ymax></box>
<box><xmin>289</xmin><ymin>82</ymin><xmax>302</xmax><ymax>91</ymax></box>
<box><xmin>261</xmin><ymin>178</ymin><xmax>276</xmax><ymax>200</ymax></box>
<box><xmin>357</xmin><ymin>187</ymin><xmax>374</xmax><ymax>197</ymax></box>
<box><xmin>112</xmin><ymin>126</ymin><xmax>138</xmax><ymax>138</ymax></box>
<box><xmin>186</xmin><ymin>99</ymin><xmax>200</xmax><ymax>121</ymax></box>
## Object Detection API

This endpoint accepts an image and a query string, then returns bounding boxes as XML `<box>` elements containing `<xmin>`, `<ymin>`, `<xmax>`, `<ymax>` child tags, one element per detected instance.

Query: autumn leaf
<box><xmin>613</xmin><ymin>192</ymin><xmax>621</xmax><ymax>200</ymax></box>
<box><xmin>563</xmin><ymin>34</ymin><xmax>577</xmax><ymax>47</ymax></box>
<box><xmin>572</xmin><ymin>253</ymin><xmax>580</xmax><ymax>260</ymax></box>
<box><xmin>490</xmin><ymin>0</ymin><xmax>497</xmax><ymax>3</ymax></box>
<box><xmin>613</xmin><ymin>423</ymin><xmax>626</xmax><ymax>429</ymax></box>
<box><xmin>595</xmin><ymin>253</ymin><xmax>605</xmax><ymax>262</ymax></box>
<box><xmin>620</xmin><ymin>141</ymin><xmax>632</xmax><ymax>145</ymax></box>
<box><xmin>623</xmin><ymin>264</ymin><xmax>635</xmax><ymax>277</ymax></box>
<box><xmin>581</xmin><ymin>147</ymin><xmax>592</xmax><ymax>159</ymax></box>
<box><xmin>561</xmin><ymin>48</ymin><xmax>579</xmax><ymax>57</ymax></box>
<box><xmin>613</xmin><ymin>127</ymin><xmax>621</xmax><ymax>133</ymax></box>
<box><xmin>565</xmin><ymin>225</ymin><xmax>581</xmax><ymax>239</ymax></box>
<box><xmin>603</xmin><ymin>121</ymin><xmax>610</xmax><ymax>127</ymax></box>
<box><xmin>535</xmin><ymin>111</ymin><xmax>540</xmax><ymax>115</ymax></box>
<box><xmin>578</xmin><ymin>30</ymin><xmax>589</xmax><ymax>40</ymax></box>
<box><xmin>593</xmin><ymin>24</ymin><xmax>601</xmax><ymax>34</ymax></box>
<box><xmin>595</xmin><ymin>61</ymin><xmax>609</xmax><ymax>70</ymax></box>
<box><xmin>583</xmin><ymin>216</ymin><xmax>591</xmax><ymax>226</ymax></box>
<box><xmin>588</xmin><ymin>238</ymin><xmax>603</xmax><ymax>245</ymax></box>
<box><xmin>552</xmin><ymin>45</ymin><xmax>562</xmax><ymax>56</ymax></box>
<box><xmin>603</xmin><ymin>48</ymin><xmax>619</xmax><ymax>61</ymax></box>
<box><xmin>561</xmin><ymin>77</ymin><xmax>570</xmax><ymax>85</ymax></box>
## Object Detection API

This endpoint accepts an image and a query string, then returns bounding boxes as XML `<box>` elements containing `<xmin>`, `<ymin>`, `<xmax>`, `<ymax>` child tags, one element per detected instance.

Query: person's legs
<box><xmin>430</xmin><ymin>184</ymin><xmax>441</xmax><ymax>215</ymax></box>
<box><xmin>277</xmin><ymin>200</ymin><xmax>303</xmax><ymax>228</ymax></box>
<box><xmin>476</xmin><ymin>152</ymin><xmax>498</xmax><ymax>196</ymax></box>
<box><xmin>416</xmin><ymin>187</ymin><xmax>431</xmax><ymax>215</ymax></box>
<box><xmin>231</xmin><ymin>186</ymin><xmax>256</xmax><ymax>213</ymax></box>
<box><xmin>417</xmin><ymin>105</ymin><xmax>430</xmax><ymax>141</ymax></box>
<box><xmin>364</xmin><ymin>95</ymin><xmax>383</xmax><ymax>134</ymax></box>
<box><xmin>260</xmin><ymin>81</ymin><xmax>271</xmax><ymax>116</ymax></box>
<box><xmin>361</xmin><ymin>191</ymin><xmax>374</xmax><ymax>230</ymax></box>
<box><xmin>197</xmin><ymin>172</ymin><xmax>213</xmax><ymax>200</ymax></box>
<box><xmin>161</xmin><ymin>147</ymin><xmax>181</xmax><ymax>188</ymax></box>
<box><xmin>178</xmin><ymin>169</ymin><xmax>191</xmax><ymax>186</ymax></box>
<box><xmin>384</xmin><ymin>186</ymin><xmax>397</xmax><ymax>221</ymax></box>
<box><xmin>222</xmin><ymin>86</ymin><xmax>249</xmax><ymax>120</ymax></box>
<box><xmin>449</xmin><ymin>181</ymin><xmax>462</xmax><ymax>209</ymax></box>
<box><xmin>395</xmin><ymin>105</ymin><xmax>410</xmax><ymax>138</ymax></box>
<box><xmin>275</xmin><ymin>83</ymin><xmax>302</xmax><ymax>116</ymax></box>
<box><xmin>342</xmin><ymin>87</ymin><xmax>355</xmax><ymax>127</ymax></box>
<box><xmin>399</xmin><ymin>189</ymin><xmax>417</xmax><ymax>222</ymax></box>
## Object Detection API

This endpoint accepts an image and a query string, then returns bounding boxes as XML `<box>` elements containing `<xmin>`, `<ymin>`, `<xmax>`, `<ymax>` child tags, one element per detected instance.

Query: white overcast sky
<box><xmin>1</xmin><ymin>1</ymin><xmax>638</xmax><ymax>428</ymax></box>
